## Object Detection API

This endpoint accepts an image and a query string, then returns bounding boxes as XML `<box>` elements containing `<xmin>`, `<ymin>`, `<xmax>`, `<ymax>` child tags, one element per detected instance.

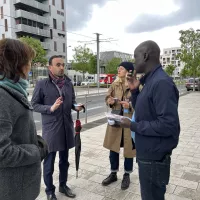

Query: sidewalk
<box><xmin>37</xmin><ymin>92</ymin><xmax>200</xmax><ymax>200</ymax></box>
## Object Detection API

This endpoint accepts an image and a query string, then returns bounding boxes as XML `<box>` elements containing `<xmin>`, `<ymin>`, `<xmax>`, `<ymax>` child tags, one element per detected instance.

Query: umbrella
<box><xmin>75</xmin><ymin>105</ymin><xmax>85</xmax><ymax>178</ymax></box>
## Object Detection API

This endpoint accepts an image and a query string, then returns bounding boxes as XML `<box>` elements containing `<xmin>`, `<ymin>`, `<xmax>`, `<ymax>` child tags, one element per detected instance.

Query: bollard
<box><xmin>87</xmin><ymin>83</ymin><xmax>89</xmax><ymax>94</ymax></box>
<box><xmin>85</xmin><ymin>94</ymin><xmax>88</xmax><ymax>124</ymax></box>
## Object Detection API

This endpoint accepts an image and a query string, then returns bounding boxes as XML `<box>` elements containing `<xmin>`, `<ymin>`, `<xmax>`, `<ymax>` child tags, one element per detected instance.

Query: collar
<box><xmin>140</xmin><ymin>65</ymin><xmax>162</xmax><ymax>85</ymax></box>
<box><xmin>48</xmin><ymin>74</ymin><xmax>71</xmax><ymax>83</ymax></box>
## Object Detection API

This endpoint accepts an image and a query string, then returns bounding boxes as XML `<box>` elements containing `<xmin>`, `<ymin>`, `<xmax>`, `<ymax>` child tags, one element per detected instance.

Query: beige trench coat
<box><xmin>103</xmin><ymin>80</ymin><xmax>136</xmax><ymax>158</ymax></box>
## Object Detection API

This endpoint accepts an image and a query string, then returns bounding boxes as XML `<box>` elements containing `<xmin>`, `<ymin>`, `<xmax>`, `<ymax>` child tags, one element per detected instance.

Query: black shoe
<box><xmin>102</xmin><ymin>173</ymin><xmax>117</xmax><ymax>186</ymax></box>
<box><xmin>59</xmin><ymin>185</ymin><xmax>76</xmax><ymax>198</ymax></box>
<box><xmin>121</xmin><ymin>173</ymin><xmax>130</xmax><ymax>190</ymax></box>
<box><xmin>47</xmin><ymin>194</ymin><xmax>57</xmax><ymax>200</ymax></box>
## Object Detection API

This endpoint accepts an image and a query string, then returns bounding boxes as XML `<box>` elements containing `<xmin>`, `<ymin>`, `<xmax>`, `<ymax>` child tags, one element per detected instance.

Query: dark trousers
<box><xmin>137</xmin><ymin>154</ymin><xmax>171</xmax><ymax>200</ymax></box>
<box><xmin>43</xmin><ymin>149</ymin><xmax>69</xmax><ymax>195</ymax></box>
<box><xmin>109</xmin><ymin>150</ymin><xmax>133</xmax><ymax>173</ymax></box>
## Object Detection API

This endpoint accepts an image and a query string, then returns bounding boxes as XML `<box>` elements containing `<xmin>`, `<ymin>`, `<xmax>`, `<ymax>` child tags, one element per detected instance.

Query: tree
<box><xmin>88</xmin><ymin>55</ymin><xmax>97</xmax><ymax>74</ymax></box>
<box><xmin>20</xmin><ymin>36</ymin><xmax>48</xmax><ymax>85</ymax></box>
<box><xmin>105</xmin><ymin>57</ymin><xmax>122</xmax><ymax>74</ymax></box>
<box><xmin>128</xmin><ymin>58</ymin><xmax>135</xmax><ymax>63</ymax></box>
<box><xmin>165</xmin><ymin>64</ymin><xmax>175</xmax><ymax>76</ymax></box>
<box><xmin>180</xmin><ymin>67</ymin><xmax>189</xmax><ymax>78</ymax></box>
<box><xmin>20</xmin><ymin>36</ymin><xmax>47</xmax><ymax>65</ymax></box>
<box><xmin>72</xmin><ymin>45</ymin><xmax>94</xmax><ymax>78</ymax></box>
<box><xmin>177</xmin><ymin>28</ymin><xmax>200</xmax><ymax>91</ymax></box>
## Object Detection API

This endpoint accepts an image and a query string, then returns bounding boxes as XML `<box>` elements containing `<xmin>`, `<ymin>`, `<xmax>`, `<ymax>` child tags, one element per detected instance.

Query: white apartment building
<box><xmin>0</xmin><ymin>0</ymin><xmax>67</xmax><ymax>62</ymax></box>
<box><xmin>160</xmin><ymin>47</ymin><xmax>184</xmax><ymax>77</ymax></box>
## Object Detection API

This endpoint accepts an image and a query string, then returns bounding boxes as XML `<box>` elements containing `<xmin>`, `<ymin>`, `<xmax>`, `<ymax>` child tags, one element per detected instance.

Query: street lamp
<box><xmin>66</xmin><ymin>45</ymin><xmax>71</xmax><ymax>70</ymax></box>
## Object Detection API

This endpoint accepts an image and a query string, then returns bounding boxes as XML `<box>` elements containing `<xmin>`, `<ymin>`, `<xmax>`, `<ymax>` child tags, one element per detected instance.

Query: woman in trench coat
<box><xmin>102</xmin><ymin>62</ymin><xmax>136</xmax><ymax>190</ymax></box>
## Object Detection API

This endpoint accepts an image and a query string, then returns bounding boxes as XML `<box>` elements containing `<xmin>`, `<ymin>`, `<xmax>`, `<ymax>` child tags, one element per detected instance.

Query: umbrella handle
<box><xmin>77</xmin><ymin>111</ymin><xmax>79</xmax><ymax>120</ymax></box>
<box><xmin>82</xmin><ymin>105</ymin><xmax>85</xmax><ymax>113</ymax></box>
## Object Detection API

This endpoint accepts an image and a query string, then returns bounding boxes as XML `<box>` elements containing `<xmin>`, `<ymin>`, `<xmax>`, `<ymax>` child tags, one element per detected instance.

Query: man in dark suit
<box><xmin>32</xmin><ymin>55</ymin><xmax>83</xmax><ymax>200</ymax></box>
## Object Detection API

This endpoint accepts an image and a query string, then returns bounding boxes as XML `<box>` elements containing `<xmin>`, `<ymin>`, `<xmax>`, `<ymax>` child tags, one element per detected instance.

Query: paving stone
<box><xmin>169</xmin><ymin>176</ymin><xmax>198</xmax><ymax>190</ymax></box>
<box><xmin>68</xmin><ymin>177</ymin><xmax>99</xmax><ymax>191</ymax></box>
<box><xmin>37</xmin><ymin>93</ymin><xmax>200</xmax><ymax>200</ymax></box>
<box><xmin>174</xmin><ymin>186</ymin><xmax>200</xmax><ymax>200</ymax></box>
<box><xmin>165</xmin><ymin>193</ymin><xmax>192</xmax><ymax>200</ymax></box>
<box><xmin>124</xmin><ymin>193</ymin><xmax>141</xmax><ymax>200</ymax></box>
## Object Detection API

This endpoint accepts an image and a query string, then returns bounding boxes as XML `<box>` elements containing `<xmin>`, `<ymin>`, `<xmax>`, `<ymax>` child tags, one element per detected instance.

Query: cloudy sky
<box><xmin>66</xmin><ymin>0</ymin><xmax>200</xmax><ymax>60</ymax></box>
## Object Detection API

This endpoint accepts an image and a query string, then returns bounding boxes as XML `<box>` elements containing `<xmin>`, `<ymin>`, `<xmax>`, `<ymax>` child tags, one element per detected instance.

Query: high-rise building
<box><xmin>160</xmin><ymin>47</ymin><xmax>184</xmax><ymax>77</ymax></box>
<box><xmin>0</xmin><ymin>0</ymin><xmax>67</xmax><ymax>62</ymax></box>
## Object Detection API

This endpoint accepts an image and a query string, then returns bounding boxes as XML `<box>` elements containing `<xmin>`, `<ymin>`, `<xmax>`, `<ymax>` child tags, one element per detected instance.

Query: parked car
<box><xmin>81</xmin><ymin>79</ymin><xmax>95</xmax><ymax>86</ymax></box>
<box><xmin>74</xmin><ymin>81</ymin><xmax>81</xmax><ymax>86</ymax></box>
<box><xmin>185</xmin><ymin>78</ymin><xmax>200</xmax><ymax>91</ymax></box>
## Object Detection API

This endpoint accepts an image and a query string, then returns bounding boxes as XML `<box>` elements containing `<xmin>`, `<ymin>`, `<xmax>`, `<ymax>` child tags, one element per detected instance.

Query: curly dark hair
<box><xmin>0</xmin><ymin>38</ymin><xmax>36</xmax><ymax>82</ymax></box>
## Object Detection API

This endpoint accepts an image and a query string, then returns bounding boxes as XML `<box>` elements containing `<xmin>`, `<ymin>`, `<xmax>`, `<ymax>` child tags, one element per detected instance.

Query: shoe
<box><xmin>121</xmin><ymin>173</ymin><xmax>130</xmax><ymax>190</ymax></box>
<box><xmin>102</xmin><ymin>172</ymin><xmax>117</xmax><ymax>186</ymax></box>
<box><xmin>47</xmin><ymin>194</ymin><xmax>57</xmax><ymax>200</ymax></box>
<box><xmin>59</xmin><ymin>185</ymin><xmax>76</xmax><ymax>198</ymax></box>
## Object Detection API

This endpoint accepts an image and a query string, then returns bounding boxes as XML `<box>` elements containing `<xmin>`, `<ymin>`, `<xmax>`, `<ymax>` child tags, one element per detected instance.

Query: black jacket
<box><xmin>131</xmin><ymin>65</ymin><xmax>180</xmax><ymax>160</ymax></box>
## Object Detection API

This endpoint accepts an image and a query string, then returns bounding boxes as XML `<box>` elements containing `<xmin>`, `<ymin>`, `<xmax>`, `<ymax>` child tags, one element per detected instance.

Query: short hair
<box><xmin>49</xmin><ymin>55</ymin><xmax>64</xmax><ymax>65</ymax></box>
<box><xmin>0</xmin><ymin>38</ymin><xmax>35</xmax><ymax>82</ymax></box>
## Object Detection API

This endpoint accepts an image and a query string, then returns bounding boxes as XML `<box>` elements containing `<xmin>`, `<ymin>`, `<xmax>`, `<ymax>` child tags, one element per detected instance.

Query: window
<box><xmin>33</xmin><ymin>21</ymin><xmax>36</xmax><ymax>27</ymax></box>
<box><xmin>50</xmin><ymin>29</ymin><xmax>53</xmax><ymax>39</ymax></box>
<box><xmin>53</xmin><ymin>18</ymin><xmax>57</xmax><ymax>29</ymax></box>
<box><xmin>54</xmin><ymin>41</ymin><xmax>57</xmax><ymax>51</ymax></box>
<box><xmin>52</xmin><ymin>0</ymin><xmax>55</xmax><ymax>6</ymax></box>
<box><xmin>2</xmin><ymin>34</ymin><xmax>5</xmax><ymax>39</ymax></box>
<box><xmin>4</xmin><ymin>0</ymin><xmax>6</xmax><ymax>3</ymax></box>
<box><xmin>57</xmin><ymin>10</ymin><xmax>60</xmax><ymax>14</ymax></box>
<box><xmin>61</xmin><ymin>0</ymin><xmax>64</xmax><ymax>9</ymax></box>
<box><xmin>0</xmin><ymin>6</ymin><xmax>3</xmax><ymax>19</ymax></box>
<box><xmin>63</xmin><ymin>43</ymin><xmax>65</xmax><ymax>52</ymax></box>
<box><xmin>5</xmin><ymin>19</ymin><xmax>8</xmax><ymax>31</ymax></box>
<box><xmin>62</xmin><ymin>21</ymin><xmax>65</xmax><ymax>31</ymax></box>
<box><xmin>15</xmin><ymin>19</ymin><xmax>21</xmax><ymax>24</ymax></box>
<box><xmin>61</xmin><ymin>12</ymin><xmax>64</xmax><ymax>16</ymax></box>
<box><xmin>28</xmin><ymin>19</ymin><xmax>32</xmax><ymax>26</ymax></box>
<box><xmin>49</xmin><ymin>5</ymin><xmax>51</xmax><ymax>16</ymax></box>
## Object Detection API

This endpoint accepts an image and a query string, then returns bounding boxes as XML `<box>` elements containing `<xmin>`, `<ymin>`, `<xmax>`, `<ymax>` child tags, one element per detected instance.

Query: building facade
<box><xmin>0</xmin><ymin>0</ymin><xmax>67</xmax><ymax>61</ymax></box>
<box><xmin>100</xmin><ymin>51</ymin><xmax>134</xmax><ymax>64</ymax></box>
<box><xmin>160</xmin><ymin>47</ymin><xmax>184</xmax><ymax>77</ymax></box>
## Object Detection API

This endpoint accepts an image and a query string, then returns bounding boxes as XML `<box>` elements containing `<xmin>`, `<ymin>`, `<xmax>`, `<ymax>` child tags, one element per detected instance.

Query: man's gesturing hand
<box><xmin>50</xmin><ymin>97</ymin><xmax>63</xmax><ymax>112</ymax></box>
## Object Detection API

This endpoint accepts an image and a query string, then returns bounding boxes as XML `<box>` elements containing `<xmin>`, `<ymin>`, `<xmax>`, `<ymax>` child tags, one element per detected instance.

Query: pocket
<box><xmin>155</xmin><ymin>156</ymin><xmax>171</xmax><ymax>186</ymax></box>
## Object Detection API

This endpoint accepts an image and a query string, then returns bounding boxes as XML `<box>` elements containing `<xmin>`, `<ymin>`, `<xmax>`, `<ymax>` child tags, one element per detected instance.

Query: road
<box><xmin>33</xmin><ymin>85</ymin><xmax>187</xmax><ymax>131</ymax></box>
<box><xmin>33</xmin><ymin>94</ymin><xmax>107</xmax><ymax>131</ymax></box>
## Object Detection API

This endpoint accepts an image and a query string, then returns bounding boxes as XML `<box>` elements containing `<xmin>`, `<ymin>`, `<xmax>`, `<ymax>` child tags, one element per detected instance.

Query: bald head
<box><xmin>134</xmin><ymin>40</ymin><xmax>161</xmax><ymax>74</ymax></box>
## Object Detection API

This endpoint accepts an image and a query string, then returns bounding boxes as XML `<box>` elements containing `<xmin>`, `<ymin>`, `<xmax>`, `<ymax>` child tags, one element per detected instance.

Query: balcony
<box><xmin>14</xmin><ymin>0</ymin><xmax>49</xmax><ymax>13</ymax></box>
<box><xmin>15</xmin><ymin>10</ymin><xmax>49</xmax><ymax>25</ymax></box>
<box><xmin>15</xmin><ymin>24</ymin><xmax>50</xmax><ymax>38</ymax></box>
<box><xmin>41</xmin><ymin>42</ymin><xmax>50</xmax><ymax>50</ymax></box>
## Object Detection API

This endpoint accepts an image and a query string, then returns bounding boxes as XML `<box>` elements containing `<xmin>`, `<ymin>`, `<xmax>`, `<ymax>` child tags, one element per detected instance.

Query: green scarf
<box><xmin>0</xmin><ymin>76</ymin><xmax>29</xmax><ymax>97</ymax></box>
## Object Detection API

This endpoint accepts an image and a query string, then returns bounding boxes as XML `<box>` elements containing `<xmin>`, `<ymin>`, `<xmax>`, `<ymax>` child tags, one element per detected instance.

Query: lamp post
<box><xmin>66</xmin><ymin>45</ymin><xmax>71</xmax><ymax>71</ymax></box>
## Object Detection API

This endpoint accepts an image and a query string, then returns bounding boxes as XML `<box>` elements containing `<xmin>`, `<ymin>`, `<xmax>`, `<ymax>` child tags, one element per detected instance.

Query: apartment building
<box><xmin>0</xmin><ymin>0</ymin><xmax>67</xmax><ymax>61</ymax></box>
<box><xmin>160</xmin><ymin>47</ymin><xmax>184</xmax><ymax>77</ymax></box>
<box><xmin>100</xmin><ymin>51</ymin><xmax>134</xmax><ymax>64</ymax></box>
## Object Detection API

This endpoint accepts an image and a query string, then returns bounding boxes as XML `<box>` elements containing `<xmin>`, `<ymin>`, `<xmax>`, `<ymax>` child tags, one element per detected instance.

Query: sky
<box><xmin>66</xmin><ymin>0</ymin><xmax>200</xmax><ymax>61</ymax></box>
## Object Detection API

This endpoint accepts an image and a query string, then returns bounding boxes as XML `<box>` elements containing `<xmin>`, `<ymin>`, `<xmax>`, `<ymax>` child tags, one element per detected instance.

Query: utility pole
<box><xmin>79</xmin><ymin>35</ymin><xmax>118</xmax><ymax>93</ymax></box>
<box><xmin>95</xmin><ymin>33</ymin><xmax>101</xmax><ymax>94</ymax></box>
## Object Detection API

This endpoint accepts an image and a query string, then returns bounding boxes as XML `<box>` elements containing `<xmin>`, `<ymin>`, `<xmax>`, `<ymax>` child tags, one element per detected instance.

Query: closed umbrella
<box><xmin>75</xmin><ymin>105</ymin><xmax>85</xmax><ymax>178</ymax></box>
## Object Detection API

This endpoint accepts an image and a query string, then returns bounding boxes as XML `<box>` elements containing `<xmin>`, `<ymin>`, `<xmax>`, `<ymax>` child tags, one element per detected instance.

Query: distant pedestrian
<box><xmin>0</xmin><ymin>38</ymin><xmax>48</xmax><ymax>200</ymax></box>
<box><xmin>120</xmin><ymin>40</ymin><xmax>180</xmax><ymax>200</ymax></box>
<box><xmin>102</xmin><ymin>62</ymin><xmax>136</xmax><ymax>190</ymax></box>
<box><xmin>31</xmin><ymin>55</ymin><xmax>83</xmax><ymax>200</ymax></box>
